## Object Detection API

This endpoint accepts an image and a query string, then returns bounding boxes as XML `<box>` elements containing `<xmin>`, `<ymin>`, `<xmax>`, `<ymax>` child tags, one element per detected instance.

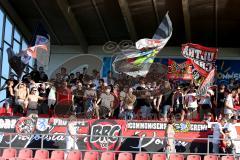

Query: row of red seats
<box><xmin>0</xmin><ymin>148</ymin><xmax>237</xmax><ymax>160</ymax></box>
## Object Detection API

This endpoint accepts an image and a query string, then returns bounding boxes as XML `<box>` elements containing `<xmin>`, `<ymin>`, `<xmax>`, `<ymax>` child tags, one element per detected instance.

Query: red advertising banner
<box><xmin>167</xmin><ymin>59</ymin><xmax>192</xmax><ymax>80</ymax></box>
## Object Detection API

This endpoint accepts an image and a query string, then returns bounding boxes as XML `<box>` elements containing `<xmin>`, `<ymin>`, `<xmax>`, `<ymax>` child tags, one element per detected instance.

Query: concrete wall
<box><xmin>47</xmin><ymin>45</ymin><xmax>240</xmax><ymax>77</ymax></box>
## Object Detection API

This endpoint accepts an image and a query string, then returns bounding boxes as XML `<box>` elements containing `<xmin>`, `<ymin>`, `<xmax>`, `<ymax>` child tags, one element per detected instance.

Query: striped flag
<box><xmin>112</xmin><ymin>12</ymin><xmax>172</xmax><ymax>77</ymax></box>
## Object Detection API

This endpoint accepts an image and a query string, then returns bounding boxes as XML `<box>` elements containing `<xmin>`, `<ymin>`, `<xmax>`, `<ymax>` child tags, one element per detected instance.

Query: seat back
<box><xmin>18</xmin><ymin>148</ymin><xmax>33</xmax><ymax>158</ymax></box>
<box><xmin>51</xmin><ymin>150</ymin><xmax>65</xmax><ymax>160</ymax></box>
<box><xmin>118</xmin><ymin>152</ymin><xmax>133</xmax><ymax>160</ymax></box>
<box><xmin>67</xmin><ymin>150</ymin><xmax>82</xmax><ymax>160</ymax></box>
<box><xmin>101</xmin><ymin>152</ymin><xmax>115</xmax><ymax>160</ymax></box>
<box><xmin>152</xmin><ymin>153</ymin><xmax>166</xmax><ymax>160</ymax></box>
<box><xmin>34</xmin><ymin>149</ymin><xmax>49</xmax><ymax>159</ymax></box>
<box><xmin>187</xmin><ymin>155</ymin><xmax>201</xmax><ymax>160</ymax></box>
<box><xmin>204</xmin><ymin>155</ymin><xmax>218</xmax><ymax>160</ymax></box>
<box><xmin>84</xmin><ymin>151</ymin><xmax>99</xmax><ymax>160</ymax></box>
<box><xmin>2</xmin><ymin>148</ymin><xmax>17</xmax><ymax>158</ymax></box>
<box><xmin>170</xmin><ymin>154</ymin><xmax>184</xmax><ymax>160</ymax></box>
<box><xmin>221</xmin><ymin>156</ymin><xmax>234</xmax><ymax>160</ymax></box>
<box><xmin>135</xmin><ymin>153</ymin><xmax>149</xmax><ymax>160</ymax></box>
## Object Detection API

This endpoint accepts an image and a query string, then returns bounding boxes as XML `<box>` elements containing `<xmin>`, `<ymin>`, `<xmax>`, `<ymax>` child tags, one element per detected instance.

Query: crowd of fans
<box><xmin>2</xmin><ymin>65</ymin><xmax>240</xmax><ymax>154</ymax></box>
<box><xmin>3</xmin><ymin>66</ymin><xmax>240</xmax><ymax>122</ymax></box>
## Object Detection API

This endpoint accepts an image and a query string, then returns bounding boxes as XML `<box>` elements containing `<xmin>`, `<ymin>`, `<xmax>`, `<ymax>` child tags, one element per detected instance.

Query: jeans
<box><xmin>162</xmin><ymin>105</ymin><xmax>171</xmax><ymax>118</ymax></box>
<box><xmin>125</xmin><ymin>109</ymin><xmax>134</xmax><ymax>120</ymax></box>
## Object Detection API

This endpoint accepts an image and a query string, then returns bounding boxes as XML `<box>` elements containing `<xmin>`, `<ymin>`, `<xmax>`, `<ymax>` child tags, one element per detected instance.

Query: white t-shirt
<box><xmin>100</xmin><ymin>93</ymin><xmax>114</xmax><ymax>109</ymax></box>
<box><xmin>225</xmin><ymin>123</ymin><xmax>238</xmax><ymax>140</ymax></box>
<box><xmin>224</xmin><ymin>95</ymin><xmax>234</xmax><ymax>114</ymax></box>
<box><xmin>185</xmin><ymin>93</ymin><xmax>198</xmax><ymax>109</ymax></box>
<box><xmin>48</xmin><ymin>87</ymin><xmax>56</xmax><ymax>100</ymax></box>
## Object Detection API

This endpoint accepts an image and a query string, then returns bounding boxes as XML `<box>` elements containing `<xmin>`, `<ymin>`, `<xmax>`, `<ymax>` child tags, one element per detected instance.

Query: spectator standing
<box><xmin>215</xmin><ymin>84</ymin><xmax>228</xmax><ymax>121</ymax></box>
<box><xmin>97</xmin><ymin>86</ymin><xmax>114</xmax><ymax>119</ymax></box>
<box><xmin>124</xmin><ymin>87</ymin><xmax>136</xmax><ymax>120</ymax></box>
<box><xmin>212</xmin><ymin>118</ymin><xmax>227</xmax><ymax>153</ymax></box>
<box><xmin>14</xmin><ymin>82</ymin><xmax>29</xmax><ymax>114</ymax></box>
<box><xmin>160</xmin><ymin>81</ymin><xmax>173</xmax><ymax>121</ymax></box>
<box><xmin>38</xmin><ymin>83</ymin><xmax>50</xmax><ymax>115</ymax></box>
<box><xmin>5</xmin><ymin>80</ymin><xmax>15</xmax><ymax>111</ymax></box>
<box><xmin>185</xmin><ymin>87</ymin><xmax>198</xmax><ymax>120</ymax></box>
<box><xmin>72</xmin><ymin>82</ymin><xmax>85</xmax><ymax>115</ymax></box>
<box><xmin>172</xmin><ymin>86</ymin><xmax>185</xmax><ymax>121</ymax></box>
<box><xmin>27</xmin><ymin>87</ymin><xmax>44</xmax><ymax>117</ymax></box>
<box><xmin>199</xmin><ymin>90</ymin><xmax>213</xmax><ymax>120</ymax></box>
<box><xmin>224</xmin><ymin>88</ymin><xmax>238</xmax><ymax>120</ymax></box>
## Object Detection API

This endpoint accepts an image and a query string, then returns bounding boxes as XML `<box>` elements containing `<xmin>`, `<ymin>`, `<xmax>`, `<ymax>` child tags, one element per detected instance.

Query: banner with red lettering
<box><xmin>181</xmin><ymin>43</ymin><xmax>218</xmax><ymax>85</ymax></box>
<box><xmin>167</xmin><ymin>59</ymin><xmax>192</xmax><ymax>80</ymax></box>
<box><xmin>0</xmin><ymin>117</ymin><xmax>212</xmax><ymax>153</ymax></box>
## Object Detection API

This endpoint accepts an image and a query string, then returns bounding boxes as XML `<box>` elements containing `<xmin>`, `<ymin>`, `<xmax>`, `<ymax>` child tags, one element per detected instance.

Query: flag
<box><xmin>167</xmin><ymin>59</ymin><xmax>192</xmax><ymax>80</ymax></box>
<box><xmin>181</xmin><ymin>43</ymin><xmax>218</xmax><ymax>85</ymax></box>
<box><xmin>35</xmin><ymin>35</ymin><xmax>50</xmax><ymax>69</ymax></box>
<box><xmin>7</xmin><ymin>48</ymin><xmax>27</xmax><ymax>77</ymax></box>
<box><xmin>196</xmin><ymin>69</ymin><xmax>215</xmax><ymax>96</ymax></box>
<box><xmin>112</xmin><ymin>12</ymin><xmax>172</xmax><ymax>77</ymax></box>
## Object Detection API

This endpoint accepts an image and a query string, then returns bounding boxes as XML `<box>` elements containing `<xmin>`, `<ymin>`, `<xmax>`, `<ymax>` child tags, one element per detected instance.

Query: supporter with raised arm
<box><xmin>14</xmin><ymin>82</ymin><xmax>29</xmax><ymax>114</ymax></box>
<box><xmin>124</xmin><ymin>87</ymin><xmax>136</xmax><ymax>120</ymax></box>
<box><xmin>27</xmin><ymin>87</ymin><xmax>45</xmax><ymax>118</ymax></box>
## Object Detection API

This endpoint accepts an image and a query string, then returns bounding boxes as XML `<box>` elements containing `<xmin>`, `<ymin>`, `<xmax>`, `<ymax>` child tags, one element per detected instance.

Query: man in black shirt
<box><xmin>215</xmin><ymin>84</ymin><xmax>228</xmax><ymax>120</ymax></box>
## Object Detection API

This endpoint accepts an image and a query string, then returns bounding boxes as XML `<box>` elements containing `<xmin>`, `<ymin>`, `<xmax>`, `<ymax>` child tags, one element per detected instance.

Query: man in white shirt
<box><xmin>224</xmin><ymin>89</ymin><xmax>238</xmax><ymax>120</ymax></box>
<box><xmin>185</xmin><ymin>88</ymin><xmax>198</xmax><ymax>120</ymax></box>
<box><xmin>224</xmin><ymin>116</ymin><xmax>238</xmax><ymax>153</ymax></box>
<box><xmin>212</xmin><ymin>118</ymin><xmax>227</xmax><ymax>153</ymax></box>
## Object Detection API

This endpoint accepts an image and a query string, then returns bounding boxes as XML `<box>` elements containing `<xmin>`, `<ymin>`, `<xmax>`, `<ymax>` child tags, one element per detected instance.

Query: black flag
<box><xmin>7</xmin><ymin>48</ymin><xmax>27</xmax><ymax>77</ymax></box>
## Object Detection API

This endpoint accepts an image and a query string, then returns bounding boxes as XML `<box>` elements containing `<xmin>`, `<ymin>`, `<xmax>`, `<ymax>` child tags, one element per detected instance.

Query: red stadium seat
<box><xmin>34</xmin><ymin>149</ymin><xmax>49</xmax><ymax>159</ymax></box>
<box><xmin>84</xmin><ymin>151</ymin><xmax>99</xmax><ymax>160</ymax></box>
<box><xmin>152</xmin><ymin>153</ymin><xmax>166</xmax><ymax>160</ymax></box>
<box><xmin>135</xmin><ymin>153</ymin><xmax>149</xmax><ymax>160</ymax></box>
<box><xmin>187</xmin><ymin>155</ymin><xmax>201</xmax><ymax>160</ymax></box>
<box><xmin>169</xmin><ymin>154</ymin><xmax>184</xmax><ymax>160</ymax></box>
<box><xmin>221</xmin><ymin>156</ymin><xmax>234</xmax><ymax>160</ymax></box>
<box><xmin>101</xmin><ymin>152</ymin><xmax>115</xmax><ymax>160</ymax></box>
<box><xmin>66</xmin><ymin>150</ymin><xmax>82</xmax><ymax>160</ymax></box>
<box><xmin>0</xmin><ymin>148</ymin><xmax>17</xmax><ymax>159</ymax></box>
<box><xmin>18</xmin><ymin>148</ymin><xmax>33</xmax><ymax>159</ymax></box>
<box><xmin>50</xmin><ymin>150</ymin><xmax>65</xmax><ymax>160</ymax></box>
<box><xmin>204</xmin><ymin>155</ymin><xmax>218</xmax><ymax>160</ymax></box>
<box><xmin>118</xmin><ymin>152</ymin><xmax>133</xmax><ymax>160</ymax></box>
